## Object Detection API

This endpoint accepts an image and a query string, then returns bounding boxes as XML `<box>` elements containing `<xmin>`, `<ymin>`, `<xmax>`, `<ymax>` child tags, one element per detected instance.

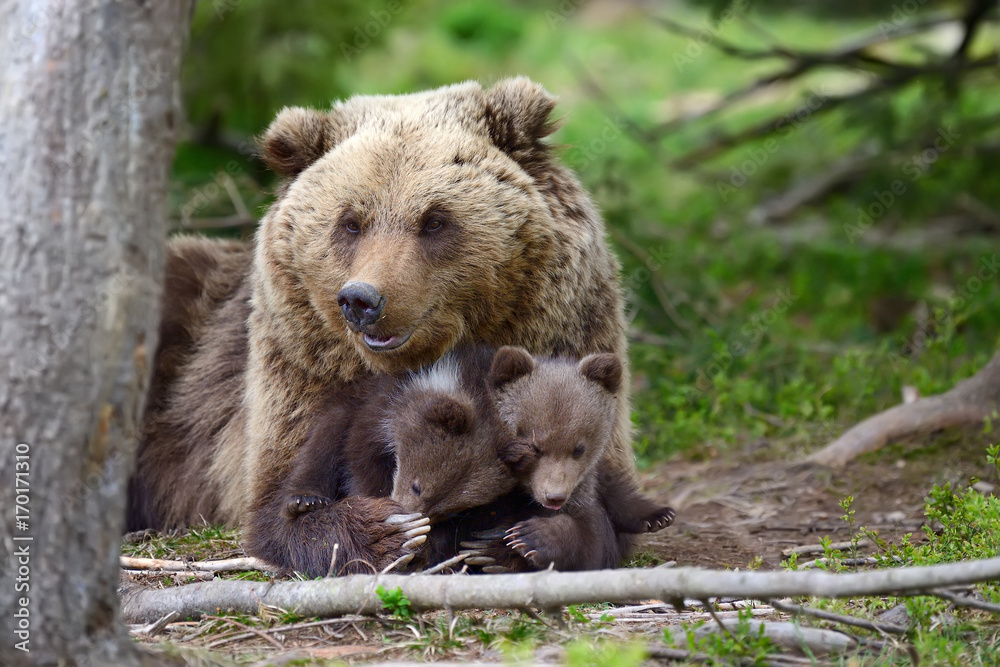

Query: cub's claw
<box><xmin>643</xmin><ymin>507</ymin><xmax>677</xmax><ymax>533</ymax></box>
<box><xmin>285</xmin><ymin>495</ymin><xmax>332</xmax><ymax>516</ymax></box>
<box><xmin>482</xmin><ymin>565</ymin><xmax>511</xmax><ymax>574</ymax></box>
<box><xmin>464</xmin><ymin>556</ymin><xmax>495</xmax><ymax>566</ymax></box>
<box><xmin>385</xmin><ymin>513</ymin><xmax>425</xmax><ymax>525</ymax></box>
<box><xmin>470</xmin><ymin>527</ymin><xmax>509</xmax><ymax>540</ymax></box>
<box><xmin>459</xmin><ymin>540</ymin><xmax>493</xmax><ymax>550</ymax></box>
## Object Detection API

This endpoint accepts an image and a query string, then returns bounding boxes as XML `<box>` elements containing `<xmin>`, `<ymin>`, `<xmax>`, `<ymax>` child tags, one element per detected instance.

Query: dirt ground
<box><xmin>639</xmin><ymin>427</ymin><xmax>997</xmax><ymax>570</ymax></box>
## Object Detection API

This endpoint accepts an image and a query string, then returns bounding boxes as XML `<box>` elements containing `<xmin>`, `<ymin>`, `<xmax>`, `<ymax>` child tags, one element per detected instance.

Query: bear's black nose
<box><xmin>337</xmin><ymin>282</ymin><xmax>385</xmax><ymax>327</ymax></box>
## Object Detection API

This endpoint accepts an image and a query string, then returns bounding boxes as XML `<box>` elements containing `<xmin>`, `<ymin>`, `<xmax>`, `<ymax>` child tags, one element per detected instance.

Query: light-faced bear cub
<box><xmin>443</xmin><ymin>346</ymin><xmax>675</xmax><ymax>572</ymax></box>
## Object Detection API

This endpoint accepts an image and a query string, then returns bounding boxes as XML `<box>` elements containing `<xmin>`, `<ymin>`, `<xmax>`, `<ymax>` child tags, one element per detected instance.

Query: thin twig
<box><xmin>203</xmin><ymin>615</ymin><xmax>284</xmax><ymax>650</ymax></box>
<box><xmin>420</xmin><ymin>552</ymin><xmax>469</xmax><ymax>575</ymax></box>
<box><xmin>120</xmin><ymin>555</ymin><xmax>272</xmax><ymax>573</ymax></box>
<box><xmin>769</xmin><ymin>598</ymin><xmax>908</xmax><ymax>635</ymax></box>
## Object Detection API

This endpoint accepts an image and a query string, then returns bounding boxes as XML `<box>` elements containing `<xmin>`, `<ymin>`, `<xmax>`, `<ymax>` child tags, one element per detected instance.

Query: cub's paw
<box><xmin>640</xmin><ymin>506</ymin><xmax>677</xmax><ymax>533</ymax></box>
<box><xmin>457</xmin><ymin>531</ymin><xmax>530</xmax><ymax>573</ymax></box>
<box><xmin>504</xmin><ymin>518</ymin><xmax>562</xmax><ymax>570</ymax></box>
<box><xmin>285</xmin><ymin>494</ymin><xmax>332</xmax><ymax>517</ymax></box>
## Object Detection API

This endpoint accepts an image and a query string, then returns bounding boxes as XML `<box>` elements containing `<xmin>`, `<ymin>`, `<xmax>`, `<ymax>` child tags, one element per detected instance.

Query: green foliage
<box><xmin>376</xmin><ymin>585</ymin><xmax>415</xmax><ymax>621</ymax></box>
<box><xmin>665</xmin><ymin>608</ymin><xmax>778</xmax><ymax>665</ymax></box>
<box><xmin>564</xmin><ymin>639</ymin><xmax>646</xmax><ymax>667</ymax></box>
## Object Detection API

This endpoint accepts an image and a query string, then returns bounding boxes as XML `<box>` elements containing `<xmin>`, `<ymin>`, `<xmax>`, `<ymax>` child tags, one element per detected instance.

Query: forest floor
<box><xmin>124</xmin><ymin>428</ymin><xmax>998</xmax><ymax>665</ymax></box>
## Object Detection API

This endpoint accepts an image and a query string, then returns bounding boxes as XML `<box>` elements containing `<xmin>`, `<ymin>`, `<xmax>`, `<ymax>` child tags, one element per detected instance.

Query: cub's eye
<box><xmin>345</xmin><ymin>219</ymin><xmax>360</xmax><ymax>233</ymax></box>
<box><xmin>422</xmin><ymin>211</ymin><xmax>447</xmax><ymax>233</ymax></box>
<box><xmin>411</xmin><ymin>481</ymin><xmax>421</xmax><ymax>496</ymax></box>
<box><xmin>572</xmin><ymin>445</ymin><xmax>585</xmax><ymax>459</ymax></box>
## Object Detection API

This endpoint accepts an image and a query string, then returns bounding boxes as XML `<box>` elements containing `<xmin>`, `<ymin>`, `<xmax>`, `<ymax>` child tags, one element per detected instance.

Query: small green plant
<box><xmin>839</xmin><ymin>494</ymin><xmax>859</xmax><ymax>562</ymax></box>
<box><xmin>668</xmin><ymin>608</ymin><xmax>777</xmax><ymax>666</ymax></box>
<box><xmin>376</xmin><ymin>585</ymin><xmax>415</xmax><ymax>621</ymax></box>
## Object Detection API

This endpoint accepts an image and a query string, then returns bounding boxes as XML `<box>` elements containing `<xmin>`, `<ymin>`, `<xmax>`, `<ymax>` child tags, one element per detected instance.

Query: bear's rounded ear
<box><xmin>425</xmin><ymin>395</ymin><xmax>472</xmax><ymax>435</ymax></box>
<box><xmin>258</xmin><ymin>107</ymin><xmax>336</xmax><ymax>178</ymax></box>
<box><xmin>498</xmin><ymin>440</ymin><xmax>535</xmax><ymax>473</ymax></box>
<box><xmin>578</xmin><ymin>353</ymin><xmax>622</xmax><ymax>394</ymax></box>
<box><xmin>489</xmin><ymin>346</ymin><xmax>535</xmax><ymax>392</ymax></box>
<box><xmin>482</xmin><ymin>77</ymin><xmax>558</xmax><ymax>158</ymax></box>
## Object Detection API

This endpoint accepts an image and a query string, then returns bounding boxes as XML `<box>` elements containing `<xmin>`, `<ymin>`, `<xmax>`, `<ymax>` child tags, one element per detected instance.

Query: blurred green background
<box><xmin>172</xmin><ymin>0</ymin><xmax>1000</xmax><ymax>467</ymax></box>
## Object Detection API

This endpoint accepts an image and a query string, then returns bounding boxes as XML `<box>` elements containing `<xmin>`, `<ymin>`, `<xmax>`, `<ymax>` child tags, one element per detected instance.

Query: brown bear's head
<box><xmin>256</xmin><ymin>78</ymin><xmax>560</xmax><ymax>373</ymax></box>
<box><xmin>489</xmin><ymin>346</ymin><xmax>621</xmax><ymax>512</ymax></box>
<box><xmin>388</xmin><ymin>355</ymin><xmax>517</xmax><ymax>521</ymax></box>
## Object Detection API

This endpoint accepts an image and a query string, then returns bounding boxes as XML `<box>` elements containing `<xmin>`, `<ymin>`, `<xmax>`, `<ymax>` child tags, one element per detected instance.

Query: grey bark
<box><xmin>0</xmin><ymin>1</ymin><xmax>192</xmax><ymax>664</ymax></box>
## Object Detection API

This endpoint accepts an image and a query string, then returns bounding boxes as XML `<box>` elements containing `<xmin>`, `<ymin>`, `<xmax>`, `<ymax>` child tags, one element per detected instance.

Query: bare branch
<box><xmin>121</xmin><ymin>557</ymin><xmax>1000</xmax><ymax>624</ymax></box>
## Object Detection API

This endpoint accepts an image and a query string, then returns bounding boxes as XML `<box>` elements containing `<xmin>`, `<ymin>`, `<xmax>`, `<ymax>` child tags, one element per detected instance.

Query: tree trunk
<box><xmin>0</xmin><ymin>1</ymin><xmax>192</xmax><ymax>664</ymax></box>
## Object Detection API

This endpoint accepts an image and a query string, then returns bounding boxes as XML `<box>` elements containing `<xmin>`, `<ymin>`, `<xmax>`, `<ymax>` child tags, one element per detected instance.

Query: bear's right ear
<box><xmin>498</xmin><ymin>440</ymin><xmax>535</xmax><ymax>473</ymax></box>
<box><xmin>258</xmin><ymin>107</ymin><xmax>337</xmax><ymax>178</ymax></box>
<box><xmin>482</xmin><ymin>77</ymin><xmax>558</xmax><ymax>159</ymax></box>
<box><xmin>425</xmin><ymin>395</ymin><xmax>472</xmax><ymax>436</ymax></box>
<box><xmin>489</xmin><ymin>346</ymin><xmax>535</xmax><ymax>392</ymax></box>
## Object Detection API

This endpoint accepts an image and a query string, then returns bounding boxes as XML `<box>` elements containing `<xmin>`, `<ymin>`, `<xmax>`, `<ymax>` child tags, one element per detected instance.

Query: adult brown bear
<box><xmin>128</xmin><ymin>78</ymin><xmax>635</xmax><ymax>570</ymax></box>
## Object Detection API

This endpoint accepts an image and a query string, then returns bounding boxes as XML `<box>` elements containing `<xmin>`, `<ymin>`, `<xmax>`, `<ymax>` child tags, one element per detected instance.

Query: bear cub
<box><xmin>449</xmin><ymin>347</ymin><xmax>675</xmax><ymax>572</ymax></box>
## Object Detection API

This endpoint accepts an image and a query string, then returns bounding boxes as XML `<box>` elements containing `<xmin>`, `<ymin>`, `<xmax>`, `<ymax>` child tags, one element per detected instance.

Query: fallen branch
<box><xmin>120</xmin><ymin>557</ymin><xmax>1000</xmax><ymax>624</ymax></box>
<box><xmin>808</xmin><ymin>351</ymin><xmax>1000</xmax><ymax>467</ymax></box>
<box><xmin>120</xmin><ymin>555</ymin><xmax>272</xmax><ymax>573</ymax></box>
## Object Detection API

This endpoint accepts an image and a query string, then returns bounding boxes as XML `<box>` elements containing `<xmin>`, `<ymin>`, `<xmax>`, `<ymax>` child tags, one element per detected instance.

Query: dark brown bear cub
<box><xmin>249</xmin><ymin>347</ymin><xmax>517</xmax><ymax>577</ymax></box>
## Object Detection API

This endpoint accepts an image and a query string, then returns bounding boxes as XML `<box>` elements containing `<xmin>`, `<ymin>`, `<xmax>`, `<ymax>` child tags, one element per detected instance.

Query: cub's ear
<box><xmin>424</xmin><ymin>395</ymin><xmax>472</xmax><ymax>435</ymax></box>
<box><xmin>578</xmin><ymin>353</ymin><xmax>622</xmax><ymax>394</ymax></box>
<box><xmin>482</xmin><ymin>77</ymin><xmax>558</xmax><ymax>158</ymax></box>
<box><xmin>498</xmin><ymin>440</ymin><xmax>535</xmax><ymax>473</ymax></box>
<box><xmin>258</xmin><ymin>107</ymin><xmax>337</xmax><ymax>178</ymax></box>
<box><xmin>489</xmin><ymin>346</ymin><xmax>535</xmax><ymax>392</ymax></box>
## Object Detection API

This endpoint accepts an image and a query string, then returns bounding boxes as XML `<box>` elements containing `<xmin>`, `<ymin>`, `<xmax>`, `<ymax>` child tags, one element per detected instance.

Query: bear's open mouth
<box><xmin>541</xmin><ymin>501</ymin><xmax>564</xmax><ymax>511</ymax></box>
<box><xmin>362</xmin><ymin>331</ymin><xmax>412</xmax><ymax>351</ymax></box>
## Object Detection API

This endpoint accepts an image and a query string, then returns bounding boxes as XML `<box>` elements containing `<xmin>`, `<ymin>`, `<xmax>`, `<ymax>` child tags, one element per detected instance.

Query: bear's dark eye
<box><xmin>422</xmin><ymin>210</ymin><xmax>447</xmax><ymax>233</ymax></box>
<box><xmin>572</xmin><ymin>444</ymin><xmax>585</xmax><ymax>459</ymax></box>
<box><xmin>411</xmin><ymin>481</ymin><xmax>421</xmax><ymax>496</ymax></box>
<box><xmin>340</xmin><ymin>210</ymin><xmax>361</xmax><ymax>234</ymax></box>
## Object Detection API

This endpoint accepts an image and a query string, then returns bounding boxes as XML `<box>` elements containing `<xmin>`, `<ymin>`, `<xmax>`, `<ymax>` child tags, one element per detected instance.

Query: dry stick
<box><xmin>783</xmin><ymin>540</ymin><xmax>872</xmax><ymax>557</ymax></box>
<box><xmin>769</xmin><ymin>598</ymin><xmax>908</xmax><ymax>635</ymax></box>
<box><xmin>120</xmin><ymin>556</ymin><xmax>1000</xmax><ymax>624</ymax></box>
<box><xmin>121</xmin><ymin>555</ymin><xmax>272</xmax><ymax>573</ymax></box>
<box><xmin>927</xmin><ymin>588</ymin><xmax>1000</xmax><ymax>614</ymax></box>
<box><xmin>420</xmin><ymin>552</ymin><xmax>470</xmax><ymax>575</ymax></box>
<box><xmin>204</xmin><ymin>614</ymin><xmax>284</xmax><ymax>650</ymax></box>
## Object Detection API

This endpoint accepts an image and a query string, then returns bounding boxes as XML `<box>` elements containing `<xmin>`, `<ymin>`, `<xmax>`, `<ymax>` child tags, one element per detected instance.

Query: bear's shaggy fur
<box><xmin>128</xmin><ymin>79</ymin><xmax>635</xmax><ymax>556</ymax></box>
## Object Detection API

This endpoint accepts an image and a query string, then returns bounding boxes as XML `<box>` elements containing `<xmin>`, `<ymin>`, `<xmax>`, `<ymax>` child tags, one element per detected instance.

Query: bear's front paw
<box><xmin>504</xmin><ymin>518</ymin><xmax>561</xmax><ymax>570</ymax></box>
<box><xmin>640</xmin><ymin>506</ymin><xmax>676</xmax><ymax>533</ymax></box>
<box><xmin>285</xmin><ymin>494</ymin><xmax>333</xmax><ymax>517</ymax></box>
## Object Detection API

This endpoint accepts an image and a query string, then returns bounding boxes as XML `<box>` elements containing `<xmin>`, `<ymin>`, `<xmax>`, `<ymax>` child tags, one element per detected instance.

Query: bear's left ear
<box><xmin>578</xmin><ymin>353</ymin><xmax>622</xmax><ymax>394</ymax></box>
<box><xmin>482</xmin><ymin>77</ymin><xmax>558</xmax><ymax>158</ymax></box>
<box><xmin>425</xmin><ymin>395</ymin><xmax>473</xmax><ymax>435</ymax></box>
<box><xmin>258</xmin><ymin>107</ymin><xmax>337</xmax><ymax>178</ymax></box>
